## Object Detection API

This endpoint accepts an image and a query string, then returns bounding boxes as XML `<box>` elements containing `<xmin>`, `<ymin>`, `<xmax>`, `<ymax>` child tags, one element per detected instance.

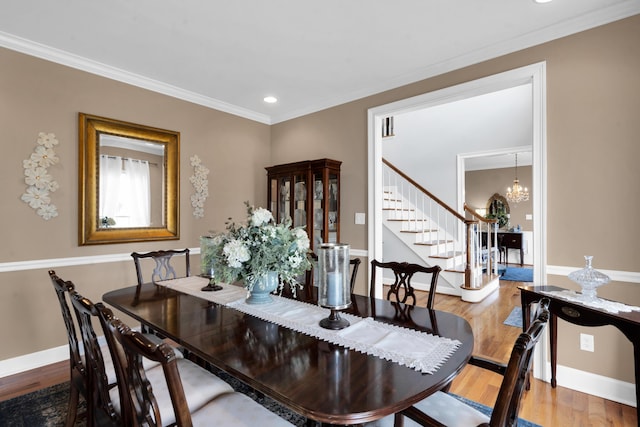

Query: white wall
<box><xmin>383</xmin><ymin>84</ymin><xmax>533</xmax><ymax>207</ymax></box>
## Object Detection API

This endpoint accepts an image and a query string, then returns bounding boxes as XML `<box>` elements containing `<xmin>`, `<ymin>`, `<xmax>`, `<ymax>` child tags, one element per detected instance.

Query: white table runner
<box><xmin>157</xmin><ymin>276</ymin><xmax>461</xmax><ymax>374</ymax></box>
<box><xmin>540</xmin><ymin>289</ymin><xmax>640</xmax><ymax>314</ymax></box>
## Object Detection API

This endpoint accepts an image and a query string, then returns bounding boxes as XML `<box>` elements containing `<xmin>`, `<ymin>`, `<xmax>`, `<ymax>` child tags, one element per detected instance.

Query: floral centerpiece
<box><xmin>201</xmin><ymin>202</ymin><xmax>312</xmax><ymax>298</ymax></box>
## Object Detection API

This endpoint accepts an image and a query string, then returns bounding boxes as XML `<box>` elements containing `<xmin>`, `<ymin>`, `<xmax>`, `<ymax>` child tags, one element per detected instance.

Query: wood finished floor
<box><xmin>0</xmin><ymin>278</ymin><xmax>636</xmax><ymax>426</ymax></box>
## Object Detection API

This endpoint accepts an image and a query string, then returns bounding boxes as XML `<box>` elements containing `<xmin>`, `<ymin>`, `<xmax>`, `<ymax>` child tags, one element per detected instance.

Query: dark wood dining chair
<box><xmin>399</xmin><ymin>298</ymin><xmax>551</xmax><ymax>427</ymax></box>
<box><xmin>48</xmin><ymin>270</ymin><xmax>90</xmax><ymax>427</ymax></box>
<box><xmin>301</xmin><ymin>253</ymin><xmax>362</xmax><ymax>300</ymax></box>
<box><xmin>131</xmin><ymin>249</ymin><xmax>191</xmax><ymax>336</ymax></box>
<box><xmin>369</xmin><ymin>260</ymin><xmax>441</xmax><ymax>309</ymax></box>
<box><xmin>66</xmin><ymin>284</ymin><xmax>232</xmax><ymax>427</ymax></box>
<box><xmin>69</xmin><ymin>290</ymin><xmax>122</xmax><ymax>426</ymax></box>
<box><xmin>96</xmin><ymin>304</ymin><xmax>295</xmax><ymax>427</ymax></box>
<box><xmin>131</xmin><ymin>248</ymin><xmax>191</xmax><ymax>286</ymax></box>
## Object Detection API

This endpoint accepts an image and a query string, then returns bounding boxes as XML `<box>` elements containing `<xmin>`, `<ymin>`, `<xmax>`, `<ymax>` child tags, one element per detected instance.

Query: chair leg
<box><xmin>66</xmin><ymin>383</ymin><xmax>80</xmax><ymax>427</ymax></box>
<box><xmin>393</xmin><ymin>412</ymin><xmax>405</xmax><ymax>427</ymax></box>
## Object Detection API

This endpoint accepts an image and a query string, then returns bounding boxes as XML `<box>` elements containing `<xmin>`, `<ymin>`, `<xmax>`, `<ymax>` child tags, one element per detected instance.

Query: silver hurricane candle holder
<box><xmin>318</xmin><ymin>243</ymin><xmax>351</xmax><ymax>330</ymax></box>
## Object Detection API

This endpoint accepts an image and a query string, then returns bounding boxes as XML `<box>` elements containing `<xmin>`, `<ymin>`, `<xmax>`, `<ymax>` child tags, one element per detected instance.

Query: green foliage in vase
<box><xmin>201</xmin><ymin>202</ymin><xmax>312</xmax><ymax>294</ymax></box>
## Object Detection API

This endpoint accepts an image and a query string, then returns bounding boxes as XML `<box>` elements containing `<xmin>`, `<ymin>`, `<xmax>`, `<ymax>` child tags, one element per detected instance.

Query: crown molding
<box><xmin>270</xmin><ymin>2</ymin><xmax>640</xmax><ymax>124</ymax></box>
<box><xmin>0</xmin><ymin>31</ymin><xmax>272</xmax><ymax>125</ymax></box>
<box><xmin>1</xmin><ymin>2</ymin><xmax>639</xmax><ymax>125</ymax></box>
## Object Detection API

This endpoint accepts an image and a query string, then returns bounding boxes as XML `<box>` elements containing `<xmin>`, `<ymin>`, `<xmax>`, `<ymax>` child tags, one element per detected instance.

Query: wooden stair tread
<box><xmin>414</xmin><ymin>240</ymin><xmax>453</xmax><ymax>246</ymax></box>
<box><xmin>429</xmin><ymin>251</ymin><xmax>463</xmax><ymax>259</ymax></box>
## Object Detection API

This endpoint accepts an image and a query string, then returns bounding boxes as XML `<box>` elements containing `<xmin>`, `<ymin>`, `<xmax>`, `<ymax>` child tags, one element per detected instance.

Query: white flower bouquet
<box><xmin>202</xmin><ymin>202</ymin><xmax>312</xmax><ymax>294</ymax></box>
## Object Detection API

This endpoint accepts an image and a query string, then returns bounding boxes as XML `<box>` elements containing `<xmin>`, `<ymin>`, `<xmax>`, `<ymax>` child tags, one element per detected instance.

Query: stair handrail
<box><xmin>383</xmin><ymin>158</ymin><xmax>481</xmax><ymax>289</ymax></box>
<box><xmin>464</xmin><ymin>204</ymin><xmax>499</xmax><ymax>277</ymax></box>
<box><xmin>383</xmin><ymin>158</ymin><xmax>466</xmax><ymax>222</ymax></box>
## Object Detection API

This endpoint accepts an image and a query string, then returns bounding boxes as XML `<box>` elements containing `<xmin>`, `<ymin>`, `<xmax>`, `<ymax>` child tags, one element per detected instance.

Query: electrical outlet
<box><xmin>355</xmin><ymin>213</ymin><xmax>366</xmax><ymax>225</ymax></box>
<box><xmin>580</xmin><ymin>333</ymin><xmax>595</xmax><ymax>352</ymax></box>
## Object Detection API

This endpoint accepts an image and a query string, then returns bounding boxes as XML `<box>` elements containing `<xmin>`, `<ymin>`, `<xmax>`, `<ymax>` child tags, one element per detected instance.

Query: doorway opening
<box><xmin>367</xmin><ymin>61</ymin><xmax>547</xmax><ymax>377</ymax></box>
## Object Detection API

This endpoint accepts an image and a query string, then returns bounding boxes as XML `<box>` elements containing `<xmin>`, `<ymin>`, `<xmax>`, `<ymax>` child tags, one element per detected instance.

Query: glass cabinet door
<box><xmin>328</xmin><ymin>172</ymin><xmax>339</xmax><ymax>243</ymax></box>
<box><xmin>312</xmin><ymin>173</ymin><xmax>324</xmax><ymax>251</ymax></box>
<box><xmin>266</xmin><ymin>159</ymin><xmax>341</xmax><ymax>255</ymax></box>
<box><xmin>292</xmin><ymin>174</ymin><xmax>307</xmax><ymax>228</ymax></box>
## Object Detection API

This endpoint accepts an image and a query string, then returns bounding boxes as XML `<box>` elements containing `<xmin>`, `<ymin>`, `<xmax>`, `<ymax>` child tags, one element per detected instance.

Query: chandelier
<box><xmin>506</xmin><ymin>153</ymin><xmax>529</xmax><ymax>203</ymax></box>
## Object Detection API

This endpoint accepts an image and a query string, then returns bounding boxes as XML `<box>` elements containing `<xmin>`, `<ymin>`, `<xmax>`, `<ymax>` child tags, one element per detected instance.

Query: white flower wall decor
<box><xmin>21</xmin><ymin>132</ymin><xmax>60</xmax><ymax>220</ymax></box>
<box><xmin>189</xmin><ymin>155</ymin><xmax>210</xmax><ymax>218</ymax></box>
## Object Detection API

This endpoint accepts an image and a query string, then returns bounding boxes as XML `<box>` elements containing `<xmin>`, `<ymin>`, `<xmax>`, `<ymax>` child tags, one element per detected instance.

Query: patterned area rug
<box><xmin>504</xmin><ymin>306</ymin><xmax>524</xmax><ymax>328</ymax></box>
<box><xmin>0</xmin><ymin>374</ymin><xmax>307</xmax><ymax>427</ymax></box>
<box><xmin>451</xmin><ymin>394</ymin><xmax>541</xmax><ymax>427</ymax></box>
<box><xmin>0</xmin><ymin>376</ymin><xmax>540</xmax><ymax>426</ymax></box>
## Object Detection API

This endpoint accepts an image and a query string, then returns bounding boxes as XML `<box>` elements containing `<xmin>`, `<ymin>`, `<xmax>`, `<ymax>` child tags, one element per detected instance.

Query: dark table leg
<box><xmin>635</xmin><ymin>342</ymin><xmax>640</xmax><ymax>423</ymax></box>
<box><xmin>550</xmin><ymin>313</ymin><xmax>557</xmax><ymax>388</ymax></box>
<box><xmin>521</xmin><ymin>293</ymin><xmax>532</xmax><ymax>390</ymax></box>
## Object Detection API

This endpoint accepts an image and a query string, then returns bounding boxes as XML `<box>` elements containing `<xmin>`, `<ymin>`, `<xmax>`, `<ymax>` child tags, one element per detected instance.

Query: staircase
<box><xmin>382</xmin><ymin>159</ymin><xmax>500</xmax><ymax>302</ymax></box>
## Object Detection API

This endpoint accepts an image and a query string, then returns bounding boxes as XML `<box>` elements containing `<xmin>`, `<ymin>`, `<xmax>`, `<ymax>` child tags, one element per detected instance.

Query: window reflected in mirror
<box><xmin>99</xmin><ymin>136</ymin><xmax>164</xmax><ymax>228</ymax></box>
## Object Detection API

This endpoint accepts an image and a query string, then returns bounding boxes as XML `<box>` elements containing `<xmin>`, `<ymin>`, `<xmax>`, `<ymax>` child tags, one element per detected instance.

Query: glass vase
<box><xmin>568</xmin><ymin>255</ymin><xmax>610</xmax><ymax>301</ymax></box>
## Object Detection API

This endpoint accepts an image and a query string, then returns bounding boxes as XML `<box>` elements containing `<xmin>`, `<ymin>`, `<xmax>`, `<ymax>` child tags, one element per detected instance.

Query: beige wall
<box><xmin>271</xmin><ymin>16</ymin><xmax>640</xmax><ymax>383</ymax></box>
<box><xmin>0</xmin><ymin>47</ymin><xmax>271</xmax><ymax>360</ymax></box>
<box><xmin>466</xmin><ymin>166</ymin><xmax>533</xmax><ymax>232</ymax></box>
<box><xmin>1</xmin><ymin>15</ymin><xmax>639</xmax><ymax>388</ymax></box>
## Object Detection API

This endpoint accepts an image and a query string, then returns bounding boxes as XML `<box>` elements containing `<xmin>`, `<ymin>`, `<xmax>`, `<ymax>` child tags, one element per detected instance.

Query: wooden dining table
<box><xmin>103</xmin><ymin>283</ymin><xmax>474</xmax><ymax>425</ymax></box>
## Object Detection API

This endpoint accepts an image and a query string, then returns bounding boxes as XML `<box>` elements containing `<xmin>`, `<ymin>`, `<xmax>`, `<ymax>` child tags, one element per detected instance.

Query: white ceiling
<box><xmin>1</xmin><ymin>1</ymin><xmax>638</xmax><ymax>124</ymax></box>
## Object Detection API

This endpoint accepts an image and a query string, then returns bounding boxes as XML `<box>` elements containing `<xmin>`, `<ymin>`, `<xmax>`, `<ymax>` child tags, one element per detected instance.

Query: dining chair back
<box><xmin>48</xmin><ymin>270</ymin><xmax>87</xmax><ymax>427</ymax></box>
<box><xmin>131</xmin><ymin>249</ymin><xmax>191</xmax><ymax>286</ymax></box>
<box><xmin>369</xmin><ymin>260</ymin><xmax>441</xmax><ymax>308</ymax></box>
<box><xmin>69</xmin><ymin>290</ymin><xmax>121</xmax><ymax>426</ymax></box>
<box><xmin>303</xmin><ymin>253</ymin><xmax>362</xmax><ymax>299</ymax></box>
<box><xmin>97</xmin><ymin>304</ymin><xmax>294</xmax><ymax>427</ymax></box>
<box><xmin>348</xmin><ymin>257</ymin><xmax>362</xmax><ymax>292</ymax></box>
<box><xmin>97</xmin><ymin>305</ymin><xmax>162</xmax><ymax>426</ymax></box>
<box><xmin>400</xmin><ymin>298</ymin><xmax>551</xmax><ymax>427</ymax></box>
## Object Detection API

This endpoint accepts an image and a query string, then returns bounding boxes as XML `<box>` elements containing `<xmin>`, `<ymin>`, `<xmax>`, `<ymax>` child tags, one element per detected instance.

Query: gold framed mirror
<box><xmin>79</xmin><ymin>113</ymin><xmax>179</xmax><ymax>245</ymax></box>
<box><xmin>485</xmin><ymin>193</ymin><xmax>510</xmax><ymax>229</ymax></box>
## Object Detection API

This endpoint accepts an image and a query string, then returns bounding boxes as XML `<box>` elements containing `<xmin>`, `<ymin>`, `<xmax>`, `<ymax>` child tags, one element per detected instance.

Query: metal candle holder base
<box><xmin>319</xmin><ymin>308</ymin><xmax>350</xmax><ymax>330</ymax></box>
<box><xmin>200</xmin><ymin>275</ymin><xmax>223</xmax><ymax>292</ymax></box>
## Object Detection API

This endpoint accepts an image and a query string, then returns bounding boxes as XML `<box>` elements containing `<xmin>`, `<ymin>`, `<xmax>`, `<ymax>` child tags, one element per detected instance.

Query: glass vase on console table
<box><xmin>568</xmin><ymin>255</ymin><xmax>610</xmax><ymax>302</ymax></box>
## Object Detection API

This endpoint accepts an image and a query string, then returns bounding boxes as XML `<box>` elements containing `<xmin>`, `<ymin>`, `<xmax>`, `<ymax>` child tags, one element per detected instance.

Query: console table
<box><xmin>481</xmin><ymin>231</ymin><xmax>524</xmax><ymax>266</ymax></box>
<box><xmin>519</xmin><ymin>285</ymin><xmax>640</xmax><ymax>420</ymax></box>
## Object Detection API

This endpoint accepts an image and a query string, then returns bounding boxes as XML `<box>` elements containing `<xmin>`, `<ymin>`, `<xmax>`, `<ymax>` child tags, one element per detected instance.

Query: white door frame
<box><xmin>367</xmin><ymin>61</ymin><xmax>548</xmax><ymax>380</ymax></box>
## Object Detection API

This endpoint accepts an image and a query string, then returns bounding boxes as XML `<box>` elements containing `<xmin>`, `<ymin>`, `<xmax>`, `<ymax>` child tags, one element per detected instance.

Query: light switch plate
<box><xmin>355</xmin><ymin>213</ymin><xmax>366</xmax><ymax>225</ymax></box>
<box><xmin>525</xmin><ymin>214</ymin><xmax>533</xmax><ymax>220</ymax></box>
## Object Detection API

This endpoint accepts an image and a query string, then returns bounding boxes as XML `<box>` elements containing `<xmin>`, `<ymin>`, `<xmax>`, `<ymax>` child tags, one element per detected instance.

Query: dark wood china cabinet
<box><xmin>266</xmin><ymin>159</ymin><xmax>341</xmax><ymax>252</ymax></box>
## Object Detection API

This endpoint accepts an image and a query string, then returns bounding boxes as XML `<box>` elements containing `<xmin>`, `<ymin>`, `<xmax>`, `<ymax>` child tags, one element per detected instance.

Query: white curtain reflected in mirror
<box><xmin>99</xmin><ymin>155</ymin><xmax>151</xmax><ymax>227</ymax></box>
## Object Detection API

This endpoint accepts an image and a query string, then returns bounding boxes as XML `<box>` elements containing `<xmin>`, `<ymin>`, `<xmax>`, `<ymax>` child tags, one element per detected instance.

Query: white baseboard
<box><xmin>0</xmin><ymin>345</ymin><xmax>69</xmax><ymax>378</ymax></box>
<box><xmin>538</xmin><ymin>363</ymin><xmax>637</xmax><ymax>408</ymax></box>
<box><xmin>1</xmin><ymin>334</ymin><xmax>117</xmax><ymax>379</ymax></box>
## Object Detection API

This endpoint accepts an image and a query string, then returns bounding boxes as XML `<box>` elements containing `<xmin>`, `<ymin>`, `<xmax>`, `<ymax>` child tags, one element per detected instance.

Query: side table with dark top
<box><xmin>519</xmin><ymin>285</ymin><xmax>640</xmax><ymax>421</ymax></box>
<box><xmin>500</xmin><ymin>232</ymin><xmax>524</xmax><ymax>266</ymax></box>
<box><xmin>481</xmin><ymin>231</ymin><xmax>524</xmax><ymax>266</ymax></box>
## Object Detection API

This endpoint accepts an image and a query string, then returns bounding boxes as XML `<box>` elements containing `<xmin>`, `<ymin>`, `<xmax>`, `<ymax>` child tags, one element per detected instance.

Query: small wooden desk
<box><xmin>519</xmin><ymin>285</ymin><xmax>640</xmax><ymax>421</ymax></box>
<box><xmin>104</xmin><ymin>284</ymin><xmax>474</xmax><ymax>425</ymax></box>
<box><xmin>481</xmin><ymin>231</ymin><xmax>524</xmax><ymax>266</ymax></box>
<box><xmin>500</xmin><ymin>232</ymin><xmax>524</xmax><ymax>266</ymax></box>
